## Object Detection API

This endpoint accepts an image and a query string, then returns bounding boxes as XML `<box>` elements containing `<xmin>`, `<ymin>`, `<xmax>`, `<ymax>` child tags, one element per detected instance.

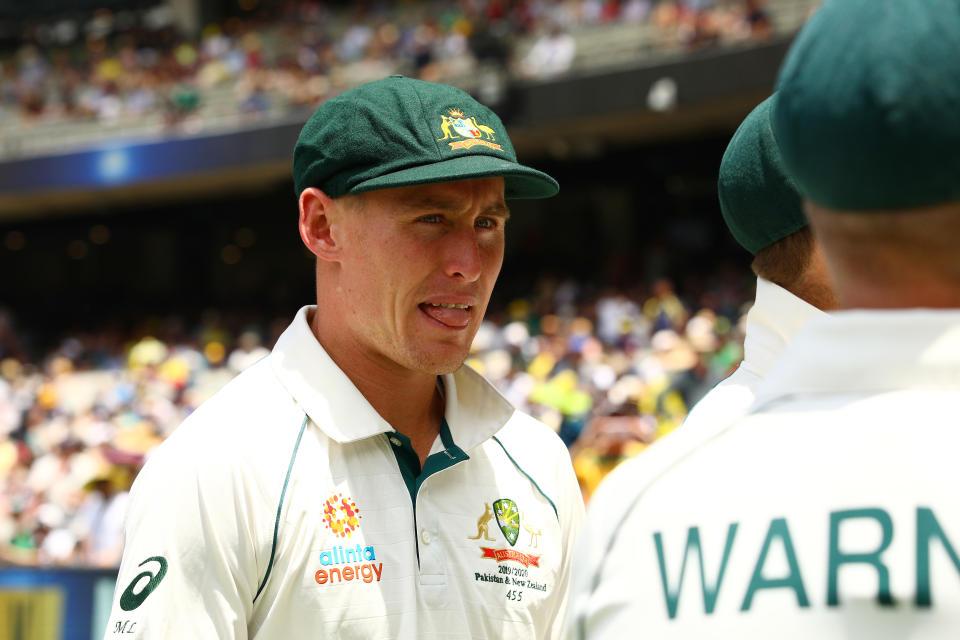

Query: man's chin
<box><xmin>420</xmin><ymin>356</ymin><xmax>470</xmax><ymax>377</ymax></box>
<box><xmin>406</xmin><ymin>344</ymin><xmax>471</xmax><ymax>376</ymax></box>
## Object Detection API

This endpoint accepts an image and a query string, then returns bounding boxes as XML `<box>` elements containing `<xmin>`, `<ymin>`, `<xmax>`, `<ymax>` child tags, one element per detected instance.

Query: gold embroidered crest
<box><xmin>438</xmin><ymin>109</ymin><xmax>503</xmax><ymax>151</ymax></box>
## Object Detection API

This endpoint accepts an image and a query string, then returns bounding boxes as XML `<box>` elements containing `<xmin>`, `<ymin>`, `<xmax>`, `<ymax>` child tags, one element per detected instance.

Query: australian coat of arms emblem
<box><xmin>438</xmin><ymin>109</ymin><xmax>504</xmax><ymax>151</ymax></box>
<box><xmin>493</xmin><ymin>498</ymin><xmax>521</xmax><ymax>546</ymax></box>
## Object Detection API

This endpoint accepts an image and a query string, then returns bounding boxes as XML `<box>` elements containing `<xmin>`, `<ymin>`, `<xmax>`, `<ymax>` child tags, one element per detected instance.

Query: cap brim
<box><xmin>349</xmin><ymin>154</ymin><xmax>558</xmax><ymax>200</ymax></box>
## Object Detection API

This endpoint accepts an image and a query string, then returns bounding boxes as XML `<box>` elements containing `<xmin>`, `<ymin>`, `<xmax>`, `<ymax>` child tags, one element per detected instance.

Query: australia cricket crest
<box><xmin>437</xmin><ymin>108</ymin><xmax>503</xmax><ymax>151</ymax></box>
<box><xmin>493</xmin><ymin>498</ymin><xmax>520</xmax><ymax>546</ymax></box>
<box><xmin>451</xmin><ymin>114</ymin><xmax>481</xmax><ymax>139</ymax></box>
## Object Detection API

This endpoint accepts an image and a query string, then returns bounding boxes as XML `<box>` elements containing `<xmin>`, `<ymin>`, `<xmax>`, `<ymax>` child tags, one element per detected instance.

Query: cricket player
<box><xmin>105</xmin><ymin>76</ymin><xmax>583</xmax><ymax>639</ymax></box>
<box><xmin>679</xmin><ymin>92</ymin><xmax>835</xmax><ymax>436</ymax></box>
<box><xmin>565</xmin><ymin>0</ymin><xmax>960</xmax><ymax>637</ymax></box>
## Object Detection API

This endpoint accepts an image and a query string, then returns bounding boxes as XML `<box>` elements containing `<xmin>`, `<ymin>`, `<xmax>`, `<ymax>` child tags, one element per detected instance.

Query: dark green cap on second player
<box><xmin>719</xmin><ymin>94</ymin><xmax>806</xmax><ymax>255</ymax></box>
<box><xmin>293</xmin><ymin>76</ymin><xmax>558</xmax><ymax>200</ymax></box>
<box><xmin>772</xmin><ymin>0</ymin><xmax>960</xmax><ymax>211</ymax></box>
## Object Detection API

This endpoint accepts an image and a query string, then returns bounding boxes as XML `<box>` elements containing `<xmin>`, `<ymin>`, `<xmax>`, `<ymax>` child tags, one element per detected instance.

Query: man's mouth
<box><xmin>419</xmin><ymin>302</ymin><xmax>473</xmax><ymax>328</ymax></box>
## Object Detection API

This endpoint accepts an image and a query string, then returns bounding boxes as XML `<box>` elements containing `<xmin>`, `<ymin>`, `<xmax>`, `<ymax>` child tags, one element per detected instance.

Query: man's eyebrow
<box><xmin>398</xmin><ymin>197</ymin><xmax>511</xmax><ymax>219</ymax></box>
<box><xmin>397</xmin><ymin>196</ymin><xmax>461</xmax><ymax>211</ymax></box>
<box><xmin>482</xmin><ymin>203</ymin><xmax>511</xmax><ymax>220</ymax></box>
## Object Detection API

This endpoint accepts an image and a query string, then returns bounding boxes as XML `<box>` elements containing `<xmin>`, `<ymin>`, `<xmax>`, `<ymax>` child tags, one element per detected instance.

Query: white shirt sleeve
<box><xmin>102</xmin><ymin>438</ymin><xmax>261</xmax><ymax>639</ymax></box>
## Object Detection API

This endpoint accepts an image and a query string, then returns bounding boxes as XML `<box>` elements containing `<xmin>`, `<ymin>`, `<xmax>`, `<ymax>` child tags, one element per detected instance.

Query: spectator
<box><xmin>520</xmin><ymin>24</ymin><xmax>577</xmax><ymax>79</ymax></box>
<box><xmin>226</xmin><ymin>330</ymin><xmax>269</xmax><ymax>373</ymax></box>
<box><xmin>745</xmin><ymin>0</ymin><xmax>773</xmax><ymax>38</ymax></box>
<box><xmin>1</xmin><ymin>264</ymin><xmax>755</xmax><ymax>568</ymax></box>
<box><xmin>0</xmin><ymin>0</ymin><xmax>789</xmax><ymax>133</ymax></box>
<box><xmin>570</xmin><ymin>411</ymin><xmax>655</xmax><ymax>501</ymax></box>
<box><xmin>75</xmin><ymin>465</ymin><xmax>130</xmax><ymax>567</ymax></box>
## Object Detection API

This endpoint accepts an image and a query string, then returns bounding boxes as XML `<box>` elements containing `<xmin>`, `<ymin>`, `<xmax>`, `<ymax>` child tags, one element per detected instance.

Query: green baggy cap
<box><xmin>772</xmin><ymin>0</ymin><xmax>960</xmax><ymax>211</ymax></box>
<box><xmin>719</xmin><ymin>94</ymin><xmax>806</xmax><ymax>255</ymax></box>
<box><xmin>293</xmin><ymin>76</ymin><xmax>558</xmax><ymax>200</ymax></box>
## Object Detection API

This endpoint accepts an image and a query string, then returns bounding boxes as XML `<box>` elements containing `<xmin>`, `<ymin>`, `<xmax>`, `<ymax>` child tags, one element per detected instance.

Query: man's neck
<box><xmin>310</xmin><ymin>310</ymin><xmax>443</xmax><ymax>466</ymax></box>
<box><xmin>341</xmin><ymin>359</ymin><xmax>444</xmax><ymax>466</ymax></box>
<box><xmin>836</xmin><ymin>279</ymin><xmax>960</xmax><ymax>310</ymax></box>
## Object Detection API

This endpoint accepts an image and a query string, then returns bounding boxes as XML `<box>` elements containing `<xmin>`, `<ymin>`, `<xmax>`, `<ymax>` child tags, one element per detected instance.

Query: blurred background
<box><xmin>0</xmin><ymin>0</ymin><xmax>818</xmax><ymax>637</ymax></box>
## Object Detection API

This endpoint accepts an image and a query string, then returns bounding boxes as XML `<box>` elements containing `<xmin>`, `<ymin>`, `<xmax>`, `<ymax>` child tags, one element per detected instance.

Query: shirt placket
<box><xmin>386</xmin><ymin>420</ymin><xmax>469</xmax><ymax>607</ymax></box>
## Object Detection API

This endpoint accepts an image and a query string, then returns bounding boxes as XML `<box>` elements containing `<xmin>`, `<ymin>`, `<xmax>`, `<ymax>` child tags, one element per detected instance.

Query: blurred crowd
<box><xmin>0</xmin><ymin>272</ymin><xmax>751</xmax><ymax>568</ymax></box>
<box><xmin>0</xmin><ymin>0</ymin><xmax>772</xmax><ymax>128</ymax></box>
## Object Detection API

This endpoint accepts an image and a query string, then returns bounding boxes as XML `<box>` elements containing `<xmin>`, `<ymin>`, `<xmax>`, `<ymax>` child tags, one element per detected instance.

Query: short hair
<box><xmin>750</xmin><ymin>226</ymin><xmax>813</xmax><ymax>289</ymax></box>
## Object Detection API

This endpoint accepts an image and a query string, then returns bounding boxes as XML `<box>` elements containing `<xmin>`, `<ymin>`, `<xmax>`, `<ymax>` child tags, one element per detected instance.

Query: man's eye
<box><xmin>475</xmin><ymin>217</ymin><xmax>497</xmax><ymax>229</ymax></box>
<box><xmin>418</xmin><ymin>214</ymin><xmax>442</xmax><ymax>223</ymax></box>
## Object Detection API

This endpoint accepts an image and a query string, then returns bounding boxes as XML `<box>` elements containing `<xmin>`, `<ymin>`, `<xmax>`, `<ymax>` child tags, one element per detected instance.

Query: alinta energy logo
<box><xmin>323</xmin><ymin>492</ymin><xmax>361</xmax><ymax>538</ymax></box>
<box><xmin>315</xmin><ymin>493</ymin><xmax>383</xmax><ymax>586</ymax></box>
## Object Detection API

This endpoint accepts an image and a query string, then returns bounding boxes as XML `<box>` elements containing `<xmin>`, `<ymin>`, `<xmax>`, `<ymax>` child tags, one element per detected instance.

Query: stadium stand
<box><xmin>0</xmin><ymin>6</ymin><xmax>821</xmax><ymax>638</ymax></box>
<box><xmin>0</xmin><ymin>266</ymin><xmax>750</xmax><ymax>567</ymax></box>
<box><xmin>0</xmin><ymin>0</ymin><xmax>815</xmax><ymax>608</ymax></box>
<box><xmin>0</xmin><ymin>0</ymin><xmax>818</xmax><ymax>160</ymax></box>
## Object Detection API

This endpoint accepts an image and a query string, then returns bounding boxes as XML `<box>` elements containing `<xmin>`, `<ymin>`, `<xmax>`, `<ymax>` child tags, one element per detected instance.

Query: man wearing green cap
<box><xmin>563</xmin><ymin>0</ymin><xmax>960</xmax><ymax>637</ymax></box>
<box><xmin>562</xmin><ymin>91</ymin><xmax>837</xmax><ymax>638</ymax></box>
<box><xmin>677</xmin><ymin>93</ymin><xmax>835</xmax><ymax>436</ymax></box>
<box><xmin>105</xmin><ymin>76</ymin><xmax>583</xmax><ymax>639</ymax></box>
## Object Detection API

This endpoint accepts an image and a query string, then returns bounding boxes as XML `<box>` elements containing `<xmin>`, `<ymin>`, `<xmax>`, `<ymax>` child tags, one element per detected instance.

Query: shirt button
<box><xmin>389</xmin><ymin>437</ymin><xmax>402</xmax><ymax>447</ymax></box>
<box><xmin>420</xmin><ymin>529</ymin><xmax>433</xmax><ymax>545</ymax></box>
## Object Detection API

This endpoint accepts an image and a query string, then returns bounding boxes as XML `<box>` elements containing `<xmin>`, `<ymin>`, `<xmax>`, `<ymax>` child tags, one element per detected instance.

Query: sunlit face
<box><xmin>333</xmin><ymin>177</ymin><xmax>508</xmax><ymax>376</ymax></box>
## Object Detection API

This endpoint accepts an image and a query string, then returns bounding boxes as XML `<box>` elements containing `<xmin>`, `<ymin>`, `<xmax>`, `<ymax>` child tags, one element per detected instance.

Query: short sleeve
<box><xmin>102</xmin><ymin>439</ymin><xmax>260</xmax><ymax>639</ymax></box>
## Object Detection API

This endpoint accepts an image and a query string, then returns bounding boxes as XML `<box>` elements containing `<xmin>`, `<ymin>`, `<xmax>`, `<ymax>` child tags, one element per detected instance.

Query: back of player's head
<box><xmin>719</xmin><ymin>94</ymin><xmax>816</xmax><ymax>291</ymax></box>
<box><xmin>772</xmin><ymin>0</ymin><xmax>960</xmax><ymax>212</ymax></box>
<box><xmin>719</xmin><ymin>94</ymin><xmax>806</xmax><ymax>256</ymax></box>
<box><xmin>773</xmin><ymin>0</ymin><xmax>960</xmax><ymax>306</ymax></box>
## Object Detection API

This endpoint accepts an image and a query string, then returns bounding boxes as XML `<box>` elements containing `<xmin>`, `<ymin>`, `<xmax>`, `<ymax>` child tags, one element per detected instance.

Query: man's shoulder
<box><xmin>584</xmin><ymin>409</ymin><xmax>739</xmax><ymax>541</ymax></box>
<box><xmin>588</xmin><ymin>383</ymin><xmax>960</xmax><ymax>533</ymax></box>
<box><xmin>142</xmin><ymin>355</ymin><xmax>305</xmax><ymax>482</ymax></box>
<box><xmin>181</xmin><ymin>355</ymin><xmax>300</xmax><ymax>436</ymax></box>
<box><xmin>680</xmin><ymin>366</ymin><xmax>760</xmax><ymax>435</ymax></box>
<box><xmin>487</xmin><ymin>410</ymin><xmax>579</xmax><ymax>508</ymax></box>
<box><xmin>486</xmin><ymin>409</ymin><xmax>584</xmax><ymax>534</ymax></box>
<box><xmin>493</xmin><ymin>410</ymin><xmax>569</xmax><ymax>461</ymax></box>
<box><xmin>568</xmin><ymin>402</ymin><xmax>792</xmax><ymax>634</ymax></box>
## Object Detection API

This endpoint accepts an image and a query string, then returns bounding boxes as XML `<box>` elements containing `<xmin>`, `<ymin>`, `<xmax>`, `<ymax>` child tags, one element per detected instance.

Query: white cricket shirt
<box><xmin>566</xmin><ymin>309</ymin><xmax>960</xmax><ymax>639</ymax></box>
<box><xmin>105</xmin><ymin>306</ymin><xmax>583</xmax><ymax>639</ymax></box>
<box><xmin>680</xmin><ymin>277</ymin><xmax>824</xmax><ymax>434</ymax></box>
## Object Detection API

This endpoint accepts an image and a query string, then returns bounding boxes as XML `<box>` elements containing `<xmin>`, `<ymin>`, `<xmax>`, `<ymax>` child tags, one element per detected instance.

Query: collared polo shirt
<box><xmin>566</xmin><ymin>309</ymin><xmax>960</xmax><ymax>639</ymax></box>
<box><xmin>105</xmin><ymin>306</ymin><xmax>583</xmax><ymax>639</ymax></box>
<box><xmin>679</xmin><ymin>277</ymin><xmax>824</xmax><ymax>434</ymax></box>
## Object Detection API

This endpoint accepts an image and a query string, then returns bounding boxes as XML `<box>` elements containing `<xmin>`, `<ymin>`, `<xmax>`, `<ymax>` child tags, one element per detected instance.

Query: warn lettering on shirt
<box><xmin>653</xmin><ymin>506</ymin><xmax>960</xmax><ymax>618</ymax></box>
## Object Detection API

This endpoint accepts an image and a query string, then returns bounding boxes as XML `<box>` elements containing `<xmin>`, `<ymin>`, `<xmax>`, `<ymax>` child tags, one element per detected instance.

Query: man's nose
<box><xmin>442</xmin><ymin>226</ymin><xmax>482</xmax><ymax>282</ymax></box>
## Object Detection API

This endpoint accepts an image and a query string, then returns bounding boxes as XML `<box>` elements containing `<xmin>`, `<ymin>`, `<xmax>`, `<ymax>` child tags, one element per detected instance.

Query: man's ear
<box><xmin>299</xmin><ymin>187</ymin><xmax>342</xmax><ymax>262</ymax></box>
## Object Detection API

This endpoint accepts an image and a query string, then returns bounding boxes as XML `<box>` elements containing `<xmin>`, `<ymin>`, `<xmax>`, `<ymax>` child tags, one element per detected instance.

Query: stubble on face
<box><xmin>333</xmin><ymin>178</ymin><xmax>507</xmax><ymax>378</ymax></box>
